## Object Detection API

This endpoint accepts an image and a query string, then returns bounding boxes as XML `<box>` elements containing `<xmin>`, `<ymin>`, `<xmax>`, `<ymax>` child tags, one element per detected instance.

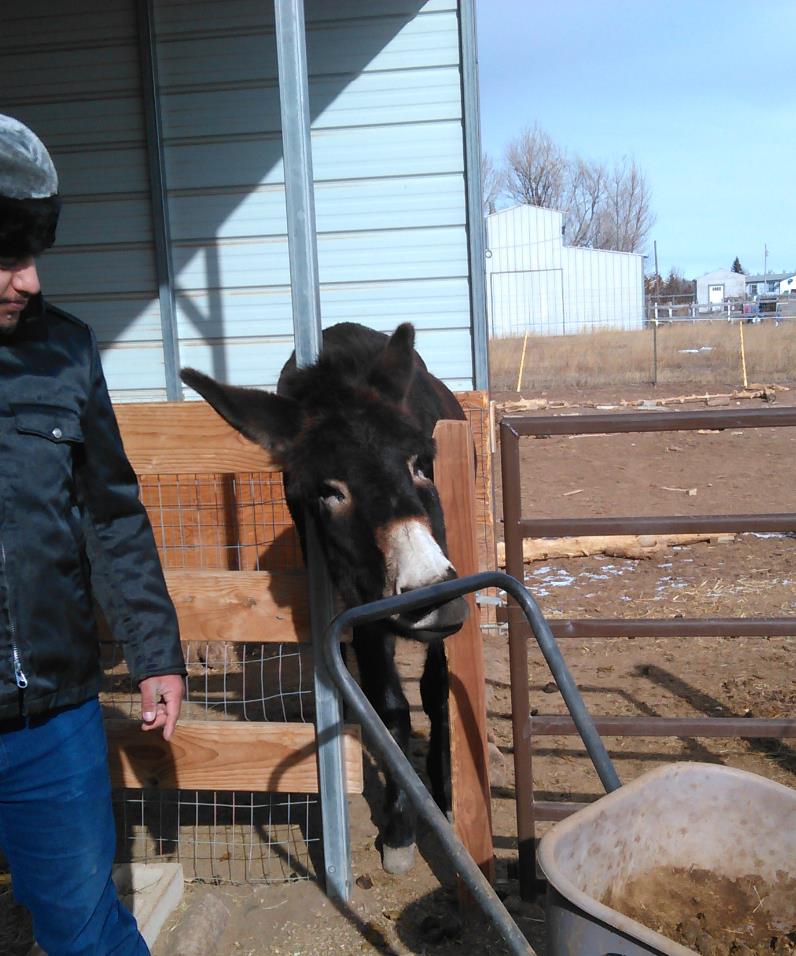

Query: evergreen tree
<box><xmin>731</xmin><ymin>257</ymin><xmax>745</xmax><ymax>274</ymax></box>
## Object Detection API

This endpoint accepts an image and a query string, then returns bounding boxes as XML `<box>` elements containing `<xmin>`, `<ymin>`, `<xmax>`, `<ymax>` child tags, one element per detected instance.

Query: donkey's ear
<box><xmin>180</xmin><ymin>369</ymin><xmax>301</xmax><ymax>458</ymax></box>
<box><xmin>366</xmin><ymin>322</ymin><xmax>416</xmax><ymax>404</ymax></box>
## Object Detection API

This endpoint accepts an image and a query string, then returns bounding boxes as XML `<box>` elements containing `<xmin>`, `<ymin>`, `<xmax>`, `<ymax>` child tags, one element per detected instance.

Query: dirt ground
<box><xmin>5</xmin><ymin>382</ymin><xmax>795</xmax><ymax>955</ymax></box>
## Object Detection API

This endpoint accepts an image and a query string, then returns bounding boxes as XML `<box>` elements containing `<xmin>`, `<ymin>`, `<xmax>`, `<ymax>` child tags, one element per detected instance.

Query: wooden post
<box><xmin>433</xmin><ymin>420</ymin><xmax>495</xmax><ymax>886</ymax></box>
<box><xmin>739</xmin><ymin>320</ymin><xmax>748</xmax><ymax>388</ymax></box>
<box><xmin>515</xmin><ymin>329</ymin><xmax>529</xmax><ymax>393</ymax></box>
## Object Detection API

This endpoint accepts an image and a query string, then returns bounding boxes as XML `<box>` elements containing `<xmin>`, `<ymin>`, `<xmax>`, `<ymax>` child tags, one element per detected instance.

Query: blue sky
<box><xmin>476</xmin><ymin>0</ymin><xmax>795</xmax><ymax>279</ymax></box>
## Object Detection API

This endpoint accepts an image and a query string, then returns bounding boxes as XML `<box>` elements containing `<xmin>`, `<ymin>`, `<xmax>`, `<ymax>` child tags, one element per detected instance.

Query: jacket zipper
<box><xmin>1</xmin><ymin>541</ymin><xmax>27</xmax><ymax>689</ymax></box>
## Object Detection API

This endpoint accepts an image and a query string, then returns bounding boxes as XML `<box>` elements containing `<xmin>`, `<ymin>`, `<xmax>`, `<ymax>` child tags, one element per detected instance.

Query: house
<box><xmin>696</xmin><ymin>269</ymin><xmax>746</xmax><ymax>306</ymax></box>
<box><xmin>5</xmin><ymin>0</ymin><xmax>487</xmax><ymax>400</ymax></box>
<box><xmin>780</xmin><ymin>274</ymin><xmax>796</xmax><ymax>295</ymax></box>
<box><xmin>745</xmin><ymin>272</ymin><xmax>796</xmax><ymax>297</ymax></box>
<box><xmin>485</xmin><ymin>204</ymin><xmax>644</xmax><ymax>336</ymax></box>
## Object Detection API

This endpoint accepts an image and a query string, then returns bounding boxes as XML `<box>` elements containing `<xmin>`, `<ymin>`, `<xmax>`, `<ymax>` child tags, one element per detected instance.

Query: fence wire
<box><xmin>103</xmin><ymin>471</ymin><xmax>317</xmax><ymax>884</ymax></box>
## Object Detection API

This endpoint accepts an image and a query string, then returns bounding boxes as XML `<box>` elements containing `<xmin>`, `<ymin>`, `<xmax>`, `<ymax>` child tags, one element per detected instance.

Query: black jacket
<box><xmin>0</xmin><ymin>296</ymin><xmax>185</xmax><ymax>718</ymax></box>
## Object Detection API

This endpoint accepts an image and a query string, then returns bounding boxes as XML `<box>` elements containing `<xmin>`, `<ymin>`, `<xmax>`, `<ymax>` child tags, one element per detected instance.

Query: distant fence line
<box><xmin>488</xmin><ymin>295</ymin><xmax>794</xmax><ymax>340</ymax></box>
<box><xmin>646</xmin><ymin>294</ymin><xmax>795</xmax><ymax>326</ymax></box>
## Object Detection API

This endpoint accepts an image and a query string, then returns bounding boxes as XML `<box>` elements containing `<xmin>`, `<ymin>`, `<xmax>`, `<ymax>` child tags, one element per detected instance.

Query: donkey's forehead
<box><xmin>302</xmin><ymin>400</ymin><xmax>428</xmax><ymax>449</ymax></box>
<box><xmin>288</xmin><ymin>407</ymin><xmax>434</xmax><ymax>480</ymax></box>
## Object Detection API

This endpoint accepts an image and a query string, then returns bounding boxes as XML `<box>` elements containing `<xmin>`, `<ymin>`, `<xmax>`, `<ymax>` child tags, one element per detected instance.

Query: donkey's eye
<box><xmin>319</xmin><ymin>479</ymin><xmax>351</xmax><ymax>513</ymax></box>
<box><xmin>408</xmin><ymin>456</ymin><xmax>428</xmax><ymax>482</ymax></box>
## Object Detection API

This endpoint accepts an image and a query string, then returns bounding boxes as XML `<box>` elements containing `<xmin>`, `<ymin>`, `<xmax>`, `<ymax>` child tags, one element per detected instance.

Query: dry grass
<box><xmin>490</xmin><ymin>320</ymin><xmax>796</xmax><ymax>391</ymax></box>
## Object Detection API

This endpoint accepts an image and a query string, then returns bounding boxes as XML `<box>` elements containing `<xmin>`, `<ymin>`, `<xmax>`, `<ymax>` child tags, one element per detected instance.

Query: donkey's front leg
<box><xmin>420</xmin><ymin>638</ymin><xmax>451</xmax><ymax>815</ymax></box>
<box><xmin>352</xmin><ymin>627</ymin><xmax>417</xmax><ymax>874</ymax></box>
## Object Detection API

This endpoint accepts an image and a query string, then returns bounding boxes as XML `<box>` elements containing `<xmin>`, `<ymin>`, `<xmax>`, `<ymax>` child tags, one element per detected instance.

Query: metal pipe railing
<box><xmin>323</xmin><ymin>571</ymin><xmax>620</xmax><ymax>956</ymax></box>
<box><xmin>499</xmin><ymin>404</ymin><xmax>796</xmax><ymax>897</ymax></box>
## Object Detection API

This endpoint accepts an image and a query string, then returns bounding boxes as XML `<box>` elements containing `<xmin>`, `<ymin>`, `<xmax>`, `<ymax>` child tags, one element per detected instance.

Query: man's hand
<box><xmin>139</xmin><ymin>674</ymin><xmax>185</xmax><ymax>741</ymax></box>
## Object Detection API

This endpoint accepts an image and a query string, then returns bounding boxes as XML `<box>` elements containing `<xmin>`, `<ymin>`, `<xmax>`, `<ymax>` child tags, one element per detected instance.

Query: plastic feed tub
<box><xmin>537</xmin><ymin>762</ymin><xmax>796</xmax><ymax>956</ymax></box>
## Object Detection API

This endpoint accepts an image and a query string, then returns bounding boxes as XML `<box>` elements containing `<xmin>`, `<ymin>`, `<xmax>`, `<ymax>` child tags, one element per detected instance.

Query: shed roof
<box><xmin>745</xmin><ymin>271</ymin><xmax>795</xmax><ymax>283</ymax></box>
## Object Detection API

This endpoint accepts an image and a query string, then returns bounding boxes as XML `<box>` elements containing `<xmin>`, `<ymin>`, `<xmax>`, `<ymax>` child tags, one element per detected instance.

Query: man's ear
<box><xmin>366</xmin><ymin>322</ymin><xmax>416</xmax><ymax>404</ymax></box>
<box><xmin>180</xmin><ymin>369</ymin><xmax>301</xmax><ymax>458</ymax></box>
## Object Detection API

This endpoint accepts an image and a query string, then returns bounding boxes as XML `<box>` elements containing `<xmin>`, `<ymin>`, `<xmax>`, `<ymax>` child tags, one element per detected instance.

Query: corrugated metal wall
<box><xmin>5</xmin><ymin>1</ymin><xmax>165</xmax><ymax>400</ymax></box>
<box><xmin>486</xmin><ymin>204</ymin><xmax>644</xmax><ymax>338</ymax></box>
<box><xmin>4</xmin><ymin>0</ymin><xmax>474</xmax><ymax>399</ymax></box>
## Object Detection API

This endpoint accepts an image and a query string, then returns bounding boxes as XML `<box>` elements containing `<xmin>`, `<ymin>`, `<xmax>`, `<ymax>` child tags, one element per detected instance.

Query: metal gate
<box><xmin>499</xmin><ymin>405</ymin><xmax>796</xmax><ymax>899</ymax></box>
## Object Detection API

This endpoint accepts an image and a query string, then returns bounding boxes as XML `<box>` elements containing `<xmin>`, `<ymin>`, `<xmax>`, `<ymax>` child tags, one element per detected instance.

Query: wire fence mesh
<box><xmin>104</xmin><ymin>471</ymin><xmax>318</xmax><ymax>884</ymax></box>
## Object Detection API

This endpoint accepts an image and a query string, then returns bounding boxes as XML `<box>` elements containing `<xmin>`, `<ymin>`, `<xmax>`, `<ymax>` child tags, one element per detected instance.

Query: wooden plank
<box><xmin>457</xmin><ymin>391</ymin><xmax>497</xmax><ymax>574</ymax></box>
<box><xmin>106</xmin><ymin>719</ymin><xmax>363</xmax><ymax>793</ymax></box>
<box><xmin>433</xmin><ymin>419</ymin><xmax>495</xmax><ymax>885</ymax></box>
<box><xmin>165</xmin><ymin>569</ymin><xmax>309</xmax><ymax>643</ymax></box>
<box><xmin>115</xmin><ymin>401</ymin><xmax>279</xmax><ymax>475</ymax></box>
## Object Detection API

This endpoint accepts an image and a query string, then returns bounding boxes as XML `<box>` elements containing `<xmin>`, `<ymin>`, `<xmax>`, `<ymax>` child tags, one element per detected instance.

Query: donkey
<box><xmin>180</xmin><ymin>322</ymin><xmax>468</xmax><ymax>874</ymax></box>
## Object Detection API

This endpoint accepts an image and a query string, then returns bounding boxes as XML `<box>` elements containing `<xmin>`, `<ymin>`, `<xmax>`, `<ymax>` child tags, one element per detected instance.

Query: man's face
<box><xmin>0</xmin><ymin>257</ymin><xmax>40</xmax><ymax>335</ymax></box>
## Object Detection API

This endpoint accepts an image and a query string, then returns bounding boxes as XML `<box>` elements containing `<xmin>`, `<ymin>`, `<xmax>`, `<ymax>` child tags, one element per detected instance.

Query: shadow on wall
<box><xmin>4</xmin><ymin>0</ymin><xmax>428</xmax><ymax>387</ymax></box>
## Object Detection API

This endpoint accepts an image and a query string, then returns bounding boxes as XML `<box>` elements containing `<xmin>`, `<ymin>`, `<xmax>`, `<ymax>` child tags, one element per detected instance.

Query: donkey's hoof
<box><xmin>382</xmin><ymin>843</ymin><xmax>416</xmax><ymax>875</ymax></box>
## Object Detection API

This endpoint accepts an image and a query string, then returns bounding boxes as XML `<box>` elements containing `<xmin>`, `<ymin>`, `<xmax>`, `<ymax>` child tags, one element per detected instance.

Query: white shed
<box><xmin>696</xmin><ymin>269</ymin><xmax>746</xmax><ymax>305</ymax></box>
<box><xmin>5</xmin><ymin>0</ymin><xmax>487</xmax><ymax>399</ymax></box>
<box><xmin>485</xmin><ymin>204</ymin><xmax>644</xmax><ymax>337</ymax></box>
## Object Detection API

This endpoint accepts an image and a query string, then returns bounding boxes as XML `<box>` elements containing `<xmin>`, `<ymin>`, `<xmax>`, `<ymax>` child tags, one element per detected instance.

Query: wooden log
<box><xmin>164</xmin><ymin>569</ymin><xmax>310</xmax><ymax>643</ymax></box>
<box><xmin>115</xmin><ymin>402</ymin><xmax>278</xmax><ymax>475</ymax></box>
<box><xmin>433</xmin><ymin>420</ymin><xmax>495</xmax><ymax>885</ymax></box>
<box><xmin>106</xmin><ymin>719</ymin><xmax>363</xmax><ymax>793</ymax></box>
<box><xmin>496</xmin><ymin>532</ymin><xmax>736</xmax><ymax>565</ymax></box>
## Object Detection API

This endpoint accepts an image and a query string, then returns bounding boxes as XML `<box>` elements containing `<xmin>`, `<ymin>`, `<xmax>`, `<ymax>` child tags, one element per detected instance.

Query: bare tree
<box><xmin>596</xmin><ymin>157</ymin><xmax>654</xmax><ymax>253</ymax></box>
<box><xmin>481</xmin><ymin>151</ymin><xmax>503</xmax><ymax>215</ymax></box>
<box><xmin>504</xmin><ymin>124</ymin><xmax>567</xmax><ymax>208</ymax></box>
<box><xmin>499</xmin><ymin>126</ymin><xmax>655</xmax><ymax>253</ymax></box>
<box><xmin>645</xmin><ymin>268</ymin><xmax>694</xmax><ymax>299</ymax></box>
<box><xmin>562</xmin><ymin>157</ymin><xmax>606</xmax><ymax>247</ymax></box>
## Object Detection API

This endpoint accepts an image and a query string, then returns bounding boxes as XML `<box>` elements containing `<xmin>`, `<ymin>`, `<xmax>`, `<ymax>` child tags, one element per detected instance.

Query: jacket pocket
<box><xmin>12</xmin><ymin>403</ymin><xmax>83</xmax><ymax>445</ymax></box>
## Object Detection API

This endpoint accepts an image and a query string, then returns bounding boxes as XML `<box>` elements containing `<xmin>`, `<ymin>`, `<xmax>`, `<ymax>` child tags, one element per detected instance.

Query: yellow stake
<box><xmin>738</xmin><ymin>321</ymin><xmax>748</xmax><ymax>389</ymax></box>
<box><xmin>516</xmin><ymin>328</ymin><xmax>529</xmax><ymax>393</ymax></box>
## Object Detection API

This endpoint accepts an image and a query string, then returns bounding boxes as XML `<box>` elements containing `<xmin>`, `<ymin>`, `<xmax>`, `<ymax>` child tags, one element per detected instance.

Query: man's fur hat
<box><xmin>0</xmin><ymin>115</ymin><xmax>61</xmax><ymax>259</ymax></box>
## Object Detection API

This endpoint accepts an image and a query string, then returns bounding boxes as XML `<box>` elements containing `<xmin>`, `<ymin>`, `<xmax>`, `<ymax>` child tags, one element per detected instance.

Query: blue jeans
<box><xmin>0</xmin><ymin>698</ymin><xmax>149</xmax><ymax>956</ymax></box>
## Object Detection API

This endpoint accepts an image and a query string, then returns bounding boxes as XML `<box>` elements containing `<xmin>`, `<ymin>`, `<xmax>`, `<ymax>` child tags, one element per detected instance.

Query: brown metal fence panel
<box><xmin>499</xmin><ymin>406</ymin><xmax>796</xmax><ymax>899</ymax></box>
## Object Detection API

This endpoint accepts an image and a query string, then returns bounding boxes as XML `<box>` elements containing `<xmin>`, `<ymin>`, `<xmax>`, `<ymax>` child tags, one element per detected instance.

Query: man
<box><xmin>0</xmin><ymin>115</ymin><xmax>186</xmax><ymax>954</ymax></box>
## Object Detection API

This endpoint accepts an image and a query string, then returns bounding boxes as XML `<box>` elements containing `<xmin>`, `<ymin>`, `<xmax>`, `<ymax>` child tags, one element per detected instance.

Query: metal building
<box><xmin>5</xmin><ymin>0</ymin><xmax>487</xmax><ymax>400</ymax></box>
<box><xmin>696</xmin><ymin>269</ymin><xmax>746</xmax><ymax>305</ymax></box>
<box><xmin>486</xmin><ymin>204</ymin><xmax>644</xmax><ymax>337</ymax></box>
<box><xmin>4</xmin><ymin>0</ymin><xmax>490</xmax><ymax>905</ymax></box>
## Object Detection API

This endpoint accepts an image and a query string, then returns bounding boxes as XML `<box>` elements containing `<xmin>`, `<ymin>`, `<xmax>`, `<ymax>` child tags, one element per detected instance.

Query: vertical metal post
<box><xmin>273</xmin><ymin>0</ymin><xmax>351</xmax><ymax>904</ymax></box>
<box><xmin>305</xmin><ymin>518</ymin><xmax>351</xmax><ymax>902</ymax></box>
<box><xmin>458</xmin><ymin>0</ymin><xmax>490</xmax><ymax>391</ymax></box>
<box><xmin>274</xmin><ymin>0</ymin><xmax>322</xmax><ymax>366</ymax></box>
<box><xmin>135</xmin><ymin>0</ymin><xmax>182</xmax><ymax>401</ymax></box>
<box><xmin>499</xmin><ymin>421</ymin><xmax>536</xmax><ymax>900</ymax></box>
